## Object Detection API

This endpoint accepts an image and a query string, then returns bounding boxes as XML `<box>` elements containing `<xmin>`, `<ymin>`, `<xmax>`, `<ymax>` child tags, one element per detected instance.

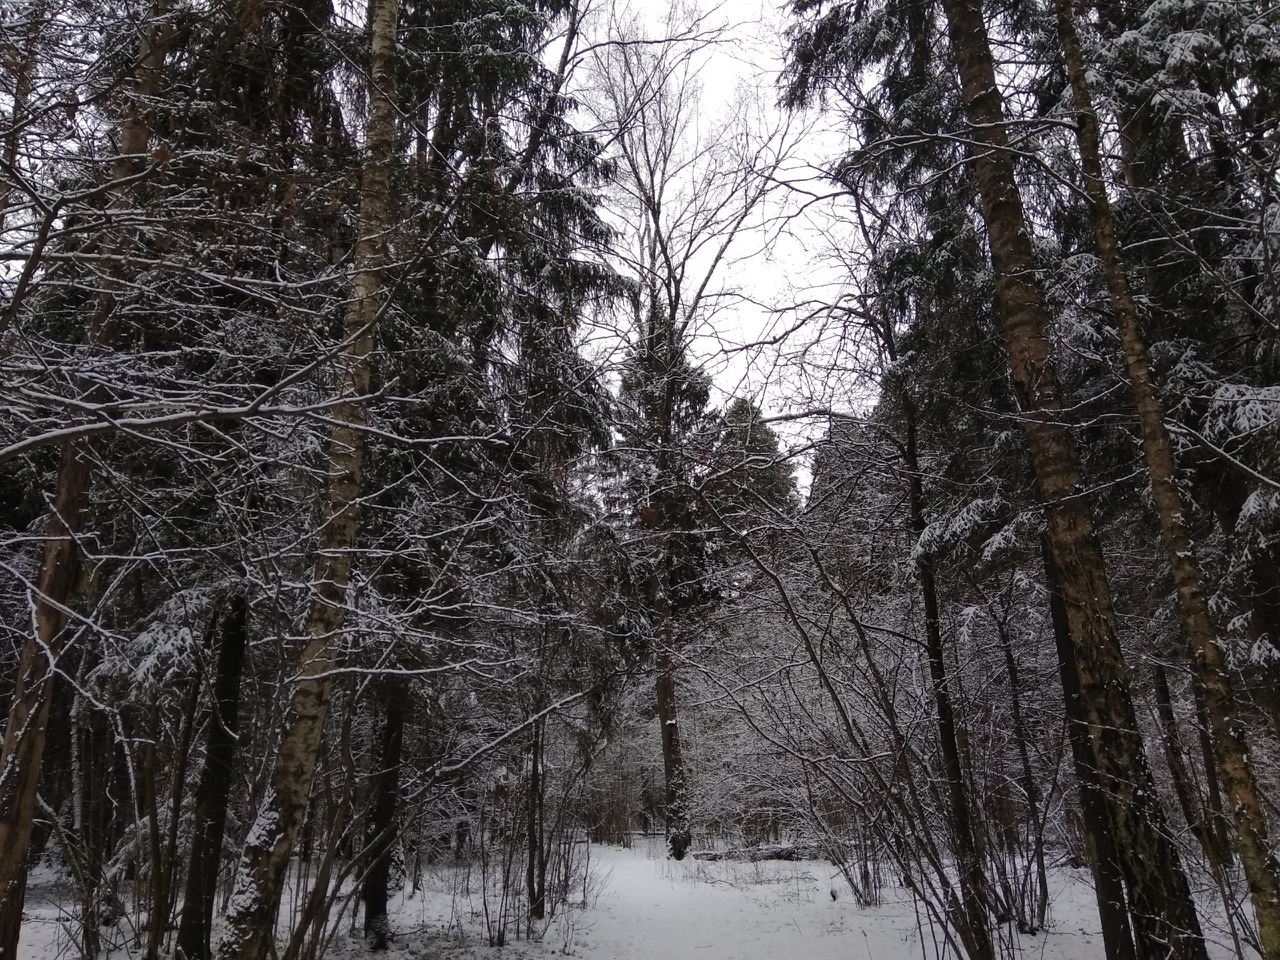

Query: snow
<box><xmin>360</xmin><ymin>839</ymin><xmax>1253</xmax><ymax>960</ymax></box>
<box><xmin>15</xmin><ymin>838</ymin><xmax>1254</xmax><ymax>960</ymax></box>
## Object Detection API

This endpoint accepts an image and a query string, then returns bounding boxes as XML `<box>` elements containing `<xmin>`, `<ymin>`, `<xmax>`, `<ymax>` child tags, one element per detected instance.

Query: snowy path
<box><xmin>577</xmin><ymin>845</ymin><xmax>915</xmax><ymax>960</ymax></box>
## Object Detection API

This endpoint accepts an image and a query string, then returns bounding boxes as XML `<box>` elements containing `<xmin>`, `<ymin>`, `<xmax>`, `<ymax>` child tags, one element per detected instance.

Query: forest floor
<box><xmin>16</xmin><ymin>839</ymin><xmax>1253</xmax><ymax>960</ymax></box>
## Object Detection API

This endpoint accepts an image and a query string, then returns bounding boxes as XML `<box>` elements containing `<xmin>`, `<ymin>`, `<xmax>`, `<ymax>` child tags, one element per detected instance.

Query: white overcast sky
<box><xmin>576</xmin><ymin>0</ymin><xmax>873</xmax><ymax>479</ymax></box>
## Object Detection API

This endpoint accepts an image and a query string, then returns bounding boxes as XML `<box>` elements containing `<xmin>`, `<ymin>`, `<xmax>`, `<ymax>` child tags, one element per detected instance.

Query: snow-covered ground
<box><xmin>17</xmin><ymin>840</ymin><xmax>1253</xmax><ymax>960</ymax></box>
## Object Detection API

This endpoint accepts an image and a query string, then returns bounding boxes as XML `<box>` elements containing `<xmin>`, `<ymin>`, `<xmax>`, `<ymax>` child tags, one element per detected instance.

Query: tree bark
<box><xmin>216</xmin><ymin>0</ymin><xmax>397</xmax><ymax>955</ymax></box>
<box><xmin>655</xmin><ymin>618</ymin><xmax>690</xmax><ymax>860</ymax></box>
<box><xmin>176</xmin><ymin>596</ymin><xmax>249</xmax><ymax>960</ymax></box>
<box><xmin>0</xmin><ymin>6</ymin><xmax>171</xmax><ymax>946</ymax></box>
<box><xmin>1052</xmin><ymin>2</ymin><xmax>1280</xmax><ymax>952</ymax></box>
<box><xmin>933</xmin><ymin>0</ymin><xmax>1207</xmax><ymax>955</ymax></box>
<box><xmin>1042</xmin><ymin>539</ymin><xmax>1137</xmax><ymax>960</ymax></box>
<box><xmin>362</xmin><ymin>678</ymin><xmax>405</xmax><ymax>950</ymax></box>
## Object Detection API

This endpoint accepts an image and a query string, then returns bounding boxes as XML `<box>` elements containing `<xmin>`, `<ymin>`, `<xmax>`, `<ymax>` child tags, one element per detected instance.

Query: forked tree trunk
<box><xmin>176</xmin><ymin>596</ymin><xmax>249</xmax><ymax>960</ymax></box>
<box><xmin>0</xmin><ymin>6</ymin><xmax>171</xmax><ymax>953</ymax></box>
<box><xmin>1052</xmin><ymin>3</ymin><xmax>1280</xmax><ymax>952</ymax></box>
<box><xmin>934</xmin><ymin>0</ymin><xmax>1207</xmax><ymax>955</ymax></box>
<box><xmin>216</xmin><ymin>0</ymin><xmax>397</xmax><ymax>955</ymax></box>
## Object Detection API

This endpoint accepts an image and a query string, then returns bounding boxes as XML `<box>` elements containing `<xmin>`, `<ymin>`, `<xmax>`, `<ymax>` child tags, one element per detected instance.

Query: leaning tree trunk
<box><xmin>0</xmin><ymin>6</ymin><xmax>171</xmax><ymax>954</ymax></box>
<box><xmin>934</xmin><ymin>0</ymin><xmax>1207</xmax><ymax>955</ymax></box>
<box><xmin>1191</xmin><ymin>679</ymin><xmax>1235</xmax><ymax>864</ymax></box>
<box><xmin>362</xmin><ymin>677</ymin><xmax>405</xmax><ymax>950</ymax></box>
<box><xmin>176</xmin><ymin>596</ymin><xmax>249</xmax><ymax>960</ymax></box>
<box><xmin>1053</xmin><ymin>2</ymin><xmax>1280</xmax><ymax>952</ymax></box>
<box><xmin>216</xmin><ymin>0</ymin><xmax>397</xmax><ymax>955</ymax></box>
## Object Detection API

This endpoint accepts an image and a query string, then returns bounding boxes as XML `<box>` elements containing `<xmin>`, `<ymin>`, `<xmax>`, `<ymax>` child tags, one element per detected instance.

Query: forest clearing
<box><xmin>2</xmin><ymin>0</ymin><xmax>1280</xmax><ymax>958</ymax></box>
<box><xmin>15</xmin><ymin>839</ymin><xmax>1254</xmax><ymax>960</ymax></box>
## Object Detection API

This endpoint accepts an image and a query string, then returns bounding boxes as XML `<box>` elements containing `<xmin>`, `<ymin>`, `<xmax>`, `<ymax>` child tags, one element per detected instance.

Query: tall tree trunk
<box><xmin>1052</xmin><ymin>3</ymin><xmax>1280</xmax><ymax>952</ymax></box>
<box><xmin>176</xmin><ymin>596</ymin><xmax>249</xmax><ymax>960</ymax></box>
<box><xmin>216</xmin><ymin>0</ymin><xmax>397</xmax><ymax>955</ymax></box>
<box><xmin>1043</xmin><ymin>539</ymin><xmax>1137</xmax><ymax>960</ymax></box>
<box><xmin>655</xmin><ymin>613</ymin><xmax>690</xmax><ymax>861</ymax></box>
<box><xmin>0</xmin><ymin>6</ymin><xmax>171</xmax><ymax>951</ymax></box>
<box><xmin>934</xmin><ymin>0</ymin><xmax>1207</xmax><ymax>955</ymax></box>
<box><xmin>362</xmin><ymin>678</ymin><xmax>405</xmax><ymax>950</ymax></box>
<box><xmin>903</xmin><ymin>395</ymin><xmax>994</xmax><ymax>960</ymax></box>
<box><xmin>646</xmin><ymin>299</ymin><xmax>693</xmax><ymax>865</ymax></box>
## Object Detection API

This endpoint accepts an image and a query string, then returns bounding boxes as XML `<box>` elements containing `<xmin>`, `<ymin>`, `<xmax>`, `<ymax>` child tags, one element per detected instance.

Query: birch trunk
<box><xmin>934</xmin><ymin>0</ymin><xmax>1207</xmax><ymax>954</ymax></box>
<box><xmin>216</xmin><ymin>0</ymin><xmax>397</xmax><ymax>955</ymax></box>
<box><xmin>1053</xmin><ymin>3</ymin><xmax>1280</xmax><ymax>952</ymax></box>
<box><xmin>0</xmin><ymin>5</ymin><xmax>171</xmax><ymax>952</ymax></box>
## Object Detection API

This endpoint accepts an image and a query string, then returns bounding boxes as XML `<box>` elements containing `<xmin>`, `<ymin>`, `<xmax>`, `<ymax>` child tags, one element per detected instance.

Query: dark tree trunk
<box><xmin>1043</xmin><ymin>540</ymin><xmax>1137</xmax><ymax>960</ymax></box>
<box><xmin>1190</xmin><ymin>678</ymin><xmax>1234</xmax><ymax>866</ymax></box>
<box><xmin>525</xmin><ymin>715</ymin><xmax>548</xmax><ymax>925</ymax></box>
<box><xmin>0</xmin><ymin>870</ymin><xmax>25</xmax><ymax>960</ymax></box>
<box><xmin>903</xmin><ymin>398</ymin><xmax>994</xmax><ymax>960</ymax></box>
<box><xmin>1152</xmin><ymin>664</ymin><xmax>1218</xmax><ymax>869</ymax></box>
<box><xmin>655</xmin><ymin>623</ymin><xmax>690</xmax><ymax>861</ymax></box>
<box><xmin>362</xmin><ymin>678</ymin><xmax>405</xmax><ymax>950</ymax></box>
<box><xmin>176</xmin><ymin>597</ymin><xmax>249</xmax><ymax>960</ymax></box>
